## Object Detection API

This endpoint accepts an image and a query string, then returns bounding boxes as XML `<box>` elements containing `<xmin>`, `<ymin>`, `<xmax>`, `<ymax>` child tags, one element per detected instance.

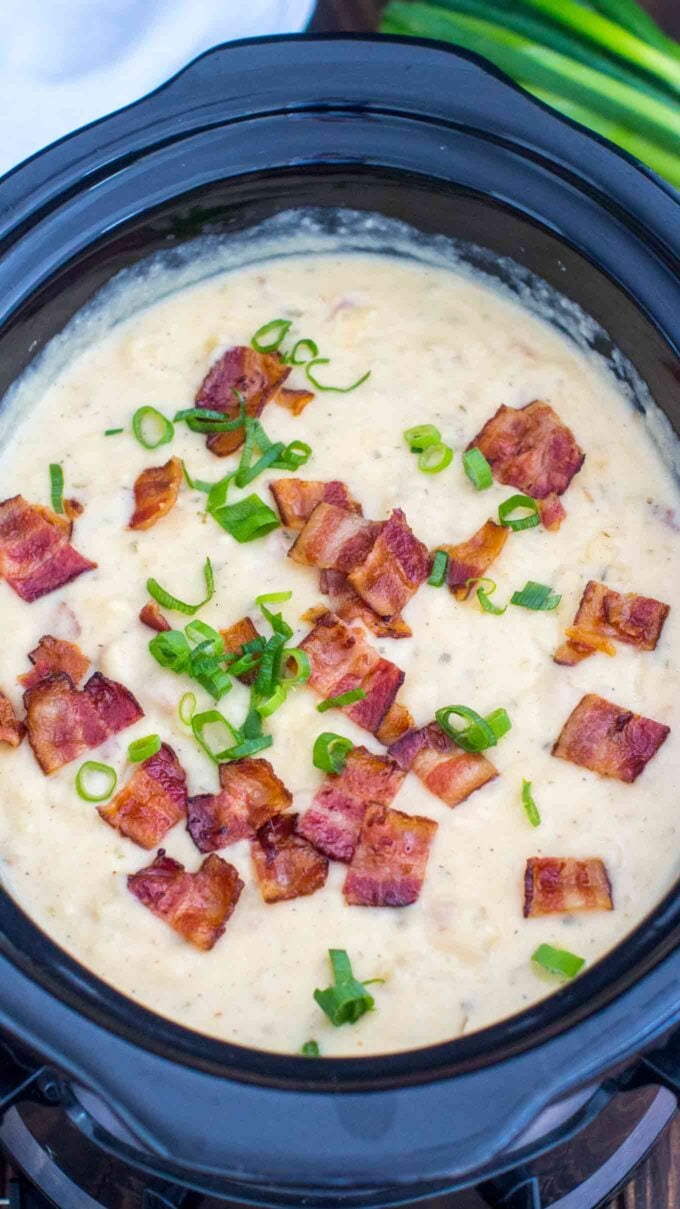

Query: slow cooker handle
<box><xmin>622</xmin><ymin>1026</ymin><xmax>680</xmax><ymax>1097</ymax></box>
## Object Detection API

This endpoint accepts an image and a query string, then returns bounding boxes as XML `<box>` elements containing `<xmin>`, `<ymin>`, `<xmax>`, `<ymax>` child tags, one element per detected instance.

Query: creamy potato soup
<box><xmin>0</xmin><ymin>232</ymin><xmax>678</xmax><ymax>1057</ymax></box>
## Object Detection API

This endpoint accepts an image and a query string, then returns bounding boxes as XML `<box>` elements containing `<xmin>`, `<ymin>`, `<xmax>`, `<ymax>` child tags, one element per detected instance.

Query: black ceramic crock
<box><xmin>0</xmin><ymin>34</ymin><xmax>678</xmax><ymax>1208</ymax></box>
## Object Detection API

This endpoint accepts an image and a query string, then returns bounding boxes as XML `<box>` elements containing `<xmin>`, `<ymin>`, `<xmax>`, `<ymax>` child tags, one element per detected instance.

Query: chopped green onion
<box><xmin>75</xmin><ymin>761</ymin><xmax>117</xmax><ymax>803</ymax></box>
<box><xmin>174</xmin><ymin>403</ymin><xmax>246</xmax><ymax>434</ymax></box>
<box><xmin>206</xmin><ymin>472</ymin><xmax>235</xmax><ymax>515</ymax></box>
<box><xmin>104</xmin><ymin>427</ymin><xmax>124</xmax><ymax>436</ymax></box>
<box><xmin>317</xmin><ymin>688</ymin><xmax>366</xmax><ymax>712</ymax></box>
<box><xmin>288</xmin><ymin>338</ymin><xmax>319</xmax><ymax>365</ymax></box>
<box><xmin>486</xmin><ymin>707</ymin><xmax>512</xmax><ymax>742</ymax></box>
<box><xmin>190</xmin><ymin>653</ymin><xmax>232</xmax><ymax>701</ymax></box>
<box><xmin>49</xmin><ymin>463</ymin><xmax>64</xmax><ymax>514</ymax></box>
<box><xmin>418</xmin><ymin>442</ymin><xmax>454</xmax><ymax>474</ymax></box>
<box><xmin>532</xmin><ymin>943</ymin><xmax>585</xmax><ymax>980</ymax></box>
<box><xmin>211</xmin><ymin>494</ymin><xmax>280</xmax><ymax>543</ymax></box>
<box><xmin>465</xmin><ymin>576</ymin><xmax>507</xmax><ymax>615</ymax></box>
<box><xmin>191</xmin><ymin>709</ymin><xmax>239</xmax><ymax>763</ymax></box>
<box><xmin>463</xmin><ymin>447</ymin><xmax>493</xmax><ymax>490</ymax></box>
<box><xmin>221</xmin><ymin>734</ymin><xmax>274</xmax><ymax>760</ymax></box>
<box><xmin>256</xmin><ymin>591</ymin><xmax>294</xmax><ymax>638</ymax></box>
<box><xmin>182</xmin><ymin>461</ymin><xmax>213</xmax><ymax>493</ymax></box>
<box><xmin>511</xmin><ymin>581</ymin><xmax>562</xmax><ymax>610</ymax></box>
<box><xmin>498</xmin><ymin>493</ymin><xmax>540</xmax><ymax>531</ymax></box>
<box><xmin>522</xmin><ymin>779</ymin><xmax>541</xmax><ymax>827</ymax></box>
<box><xmin>147</xmin><ymin>556</ymin><xmax>214</xmax><ymax>615</ymax></box>
<box><xmin>428</xmin><ymin>550</ymin><xmax>449</xmax><ymax>587</ymax></box>
<box><xmin>305</xmin><ymin>358</ymin><xmax>371</xmax><ymax>393</ymax></box>
<box><xmin>128</xmin><ymin>734</ymin><xmax>161</xmax><ymax>763</ymax></box>
<box><xmin>225</xmin><ymin>649</ymin><xmax>262</xmax><ymax>679</ymax></box>
<box><xmin>272</xmin><ymin>439</ymin><xmax>313</xmax><ymax>471</ymax></box>
<box><xmin>185</xmin><ymin>619</ymin><xmax>225</xmax><ymax>656</ymax></box>
<box><xmin>436</xmin><ymin>704</ymin><xmax>511</xmax><ymax>752</ymax></box>
<box><xmin>255</xmin><ymin>634</ymin><xmax>287</xmax><ymax>698</ymax></box>
<box><xmin>148</xmin><ymin>630</ymin><xmax>192</xmax><ymax>674</ymax></box>
<box><xmin>404</xmin><ymin>423</ymin><xmax>441</xmax><ymax>452</ymax></box>
<box><xmin>179</xmin><ymin>691</ymin><xmax>197</xmax><ymax>725</ymax></box>
<box><xmin>235</xmin><ymin>416</ymin><xmax>287</xmax><ymax>488</ymax></box>
<box><xmin>280</xmin><ymin>649</ymin><xmax>311</xmax><ymax>687</ymax></box>
<box><xmin>251</xmin><ymin>318</ymin><xmax>292</xmax><ymax>353</ymax></box>
<box><xmin>256</xmin><ymin>685</ymin><xmax>288</xmax><ymax>717</ymax></box>
<box><xmin>314</xmin><ymin>949</ymin><xmax>379</xmax><ymax>1027</ymax></box>
<box><xmin>300</xmin><ymin>1039</ymin><xmax>320</xmax><ymax>1056</ymax></box>
<box><xmin>131</xmin><ymin>406</ymin><xmax>174</xmax><ymax>450</ymax></box>
<box><xmin>313</xmin><ymin>732</ymin><xmax>354</xmax><ymax>774</ymax></box>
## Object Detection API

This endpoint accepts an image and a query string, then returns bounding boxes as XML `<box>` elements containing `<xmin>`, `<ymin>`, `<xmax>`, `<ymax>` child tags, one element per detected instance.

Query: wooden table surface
<box><xmin>309</xmin><ymin>3</ymin><xmax>678</xmax><ymax>1207</ymax></box>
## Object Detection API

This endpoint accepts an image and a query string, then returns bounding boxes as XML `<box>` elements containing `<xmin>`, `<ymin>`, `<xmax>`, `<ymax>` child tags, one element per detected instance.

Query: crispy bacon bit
<box><xmin>347</xmin><ymin>509</ymin><xmax>430</xmax><ymax>618</ymax></box>
<box><xmin>469</xmin><ymin>400</ymin><xmax>585</xmax><ymax>499</ymax></box>
<box><xmin>270</xmin><ymin>479</ymin><xmax>362</xmax><ymax>530</ymax></box>
<box><xmin>187</xmin><ymin>757</ymin><xmax>291</xmax><ymax>852</ymax></box>
<box><xmin>273</xmin><ymin>386</ymin><xmax>315</xmax><ymax>416</ymax></box>
<box><xmin>523</xmin><ymin>857</ymin><xmax>613</xmax><ymax>917</ymax></box>
<box><xmin>19</xmin><ymin>635</ymin><xmax>90</xmax><ymax>690</ymax></box>
<box><xmin>442</xmin><ymin>520</ymin><xmax>509</xmax><ymax>600</ymax></box>
<box><xmin>552</xmin><ymin>693</ymin><xmax>670</xmax><ymax>783</ymax></box>
<box><xmin>196</xmin><ymin>346</ymin><xmax>290</xmax><ymax>456</ymax></box>
<box><xmin>139</xmin><ymin>601</ymin><xmax>171</xmax><ymax>632</ymax></box>
<box><xmin>297</xmin><ymin>745</ymin><xmax>406</xmax><ymax>862</ymax></box>
<box><xmin>299</xmin><ymin>611</ymin><xmax>405</xmax><ymax>737</ymax></box>
<box><xmin>538</xmin><ymin>493</ymin><xmax>566</xmax><ymax>531</ymax></box>
<box><xmin>0</xmin><ymin>690</ymin><xmax>25</xmax><ymax>747</ymax></box>
<box><xmin>24</xmin><ymin>671</ymin><xmax>143</xmax><ymax>775</ymax></box>
<box><xmin>251</xmin><ymin>814</ymin><xmax>328</xmax><ymax>902</ymax></box>
<box><xmin>343</xmin><ymin>804</ymin><xmax>437</xmax><ymax>907</ymax></box>
<box><xmin>128</xmin><ymin>850</ymin><xmax>243</xmax><ymax>950</ymax></box>
<box><xmin>129</xmin><ymin>457</ymin><xmax>182</xmax><ymax>531</ymax></box>
<box><xmin>63</xmin><ymin>498</ymin><xmax>84</xmax><ymax>520</ymax></box>
<box><xmin>220</xmin><ymin>616</ymin><xmax>261</xmax><ymax>685</ymax></box>
<box><xmin>323</xmin><ymin>569</ymin><xmax>412</xmax><ymax>639</ymax></box>
<box><xmin>376</xmin><ymin>702</ymin><xmax>415</xmax><ymax>746</ymax></box>
<box><xmin>0</xmin><ymin>495</ymin><xmax>96</xmax><ymax>602</ymax></box>
<box><xmin>288</xmin><ymin>502</ymin><xmax>381</xmax><ymax>572</ymax></box>
<box><xmin>554</xmin><ymin>581</ymin><xmax>670</xmax><ymax>667</ymax></box>
<box><xmin>389</xmin><ymin>722</ymin><xmax>497</xmax><ymax>807</ymax></box>
<box><xmin>99</xmin><ymin>743</ymin><xmax>187</xmax><ymax>849</ymax></box>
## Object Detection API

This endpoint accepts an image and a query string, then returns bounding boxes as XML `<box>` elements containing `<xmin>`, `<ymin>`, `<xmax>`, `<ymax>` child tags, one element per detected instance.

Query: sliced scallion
<box><xmin>300</xmin><ymin>1039</ymin><xmax>320</xmax><ymax>1056</ymax></box>
<box><xmin>174</xmin><ymin>404</ymin><xmax>246</xmax><ymax>434</ymax></box>
<box><xmin>128</xmin><ymin>734</ymin><xmax>161</xmax><ymax>763</ymax></box>
<box><xmin>251</xmin><ymin>318</ymin><xmax>292</xmax><ymax>353</ymax></box>
<box><xmin>463</xmin><ymin>447</ymin><xmax>493</xmax><ymax>490</ymax></box>
<box><xmin>521</xmin><ymin>779</ymin><xmax>541</xmax><ymax>827</ymax></box>
<box><xmin>49</xmin><ymin>463</ymin><xmax>64</xmax><ymax>514</ymax></box>
<box><xmin>182</xmin><ymin>461</ymin><xmax>213</xmax><ymax>493</ymax></box>
<box><xmin>75</xmin><ymin>761</ymin><xmax>117</xmax><ymax>803</ymax></box>
<box><xmin>221</xmin><ymin>734</ymin><xmax>274</xmax><ymax>760</ymax></box>
<box><xmin>185</xmin><ymin>619</ymin><xmax>224</xmax><ymax>657</ymax></box>
<box><xmin>191</xmin><ymin>709</ymin><xmax>239</xmax><ymax>763</ymax></box>
<box><xmin>256</xmin><ymin>685</ymin><xmax>288</xmax><ymax>717</ymax></box>
<box><xmin>418</xmin><ymin>442</ymin><xmax>454</xmax><ymax>474</ymax></box>
<box><xmin>104</xmin><ymin>427</ymin><xmax>124</xmax><ymax>436</ymax></box>
<box><xmin>289</xmin><ymin>338</ymin><xmax>319</xmax><ymax>365</ymax></box>
<box><xmin>280</xmin><ymin>649</ymin><xmax>311</xmax><ymax>687</ymax></box>
<box><xmin>314</xmin><ymin>949</ymin><xmax>379</xmax><ymax>1027</ymax></box>
<box><xmin>313</xmin><ymin>732</ymin><xmax>354</xmax><ymax>775</ymax></box>
<box><xmin>498</xmin><ymin>493</ymin><xmax>540</xmax><ymax>531</ymax></box>
<box><xmin>428</xmin><ymin>550</ymin><xmax>449</xmax><ymax>587</ymax></box>
<box><xmin>511</xmin><ymin>581</ymin><xmax>561</xmax><ymax>610</ymax></box>
<box><xmin>179</xmin><ymin>691</ymin><xmax>197</xmax><ymax>725</ymax></box>
<box><xmin>404</xmin><ymin>423</ymin><xmax>441</xmax><ymax>452</ymax></box>
<box><xmin>465</xmin><ymin>576</ymin><xmax>507</xmax><ymax>615</ymax></box>
<box><xmin>147</xmin><ymin>556</ymin><xmax>214</xmax><ymax>616</ymax></box>
<box><xmin>148</xmin><ymin>630</ymin><xmax>192</xmax><ymax>673</ymax></box>
<box><xmin>436</xmin><ymin>704</ymin><xmax>511</xmax><ymax>752</ymax></box>
<box><xmin>305</xmin><ymin>357</ymin><xmax>371</xmax><ymax>393</ymax></box>
<box><xmin>532</xmin><ymin>943</ymin><xmax>585</xmax><ymax>979</ymax></box>
<box><xmin>317</xmin><ymin>687</ymin><xmax>366</xmax><ymax>712</ymax></box>
<box><xmin>211</xmin><ymin>494</ymin><xmax>280</xmax><ymax>543</ymax></box>
<box><xmin>272</xmin><ymin>439</ymin><xmax>313</xmax><ymax>471</ymax></box>
<box><xmin>256</xmin><ymin>591</ymin><xmax>294</xmax><ymax>638</ymax></box>
<box><xmin>132</xmin><ymin>406</ymin><xmax>174</xmax><ymax>450</ymax></box>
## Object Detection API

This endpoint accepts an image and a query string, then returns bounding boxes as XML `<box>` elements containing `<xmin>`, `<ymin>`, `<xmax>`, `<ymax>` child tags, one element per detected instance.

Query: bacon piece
<box><xmin>389</xmin><ymin>722</ymin><xmax>497</xmax><ymax>807</ymax></box>
<box><xmin>24</xmin><ymin>671</ymin><xmax>143</xmax><ymax>775</ymax></box>
<box><xmin>538</xmin><ymin>493</ymin><xmax>566</xmax><ymax>531</ymax></box>
<box><xmin>187</xmin><ymin>757</ymin><xmax>291</xmax><ymax>852</ymax></box>
<box><xmin>523</xmin><ymin>857</ymin><xmax>613</xmax><ymax>917</ymax></box>
<box><xmin>554</xmin><ymin>581</ymin><xmax>670</xmax><ymax>667</ymax></box>
<box><xmin>0</xmin><ymin>495</ymin><xmax>95</xmax><ymax>602</ymax></box>
<box><xmin>129</xmin><ymin>457</ymin><xmax>182</xmax><ymax>531</ymax></box>
<box><xmin>442</xmin><ymin>520</ymin><xmax>509</xmax><ymax>601</ymax></box>
<box><xmin>251</xmin><ymin>813</ymin><xmax>328</xmax><ymax>902</ymax></box>
<box><xmin>196</xmin><ymin>346</ymin><xmax>290</xmax><ymax>456</ymax></box>
<box><xmin>343</xmin><ymin>804</ymin><xmax>437</xmax><ymax>907</ymax></box>
<box><xmin>139</xmin><ymin>601</ymin><xmax>171</xmax><ymax>633</ymax></box>
<box><xmin>323</xmin><ymin>569</ymin><xmax>412</xmax><ymax>639</ymax></box>
<box><xmin>552</xmin><ymin>693</ymin><xmax>670</xmax><ymax>783</ymax></box>
<box><xmin>128</xmin><ymin>850</ymin><xmax>243</xmax><ymax>950</ymax></box>
<box><xmin>98</xmin><ymin>743</ymin><xmax>187</xmax><ymax>848</ymax></box>
<box><xmin>297</xmin><ymin>745</ymin><xmax>406</xmax><ymax>862</ymax></box>
<box><xmin>376</xmin><ymin>702</ymin><xmax>415</xmax><ymax>746</ymax></box>
<box><xmin>270</xmin><ymin>479</ymin><xmax>362</xmax><ymax>530</ymax></box>
<box><xmin>63</xmin><ymin>498</ymin><xmax>84</xmax><ymax>521</ymax></box>
<box><xmin>19</xmin><ymin>635</ymin><xmax>90</xmax><ymax>690</ymax></box>
<box><xmin>0</xmin><ymin>690</ymin><xmax>25</xmax><ymax>747</ymax></box>
<box><xmin>220</xmin><ymin>616</ymin><xmax>261</xmax><ymax>685</ymax></box>
<box><xmin>347</xmin><ymin>509</ymin><xmax>430</xmax><ymax>618</ymax></box>
<box><xmin>288</xmin><ymin>503</ymin><xmax>381</xmax><ymax>573</ymax></box>
<box><xmin>274</xmin><ymin>386</ymin><xmax>315</xmax><ymax>416</ymax></box>
<box><xmin>299</xmin><ymin>611</ymin><xmax>405</xmax><ymax>737</ymax></box>
<box><xmin>469</xmin><ymin>400</ymin><xmax>584</xmax><ymax>498</ymax></box>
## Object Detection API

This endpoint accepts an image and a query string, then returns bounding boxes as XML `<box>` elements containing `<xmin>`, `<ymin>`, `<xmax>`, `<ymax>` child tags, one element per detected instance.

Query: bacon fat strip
<box><xmin>187</xmin><ymin>757</ymin><xmax>292</xmax><ymax>852</ymax></box>
<box><xmin>468</xmin><ymin>399</ymin><xmax>585</xmax><ymax>499</ymax></box>
<box><xmin>24</xmin><ymin>671</ymin><xmax>143</xmax><ymax>775</ymax></box>
<box><xmin>554</xmin><ymin>580</ymin><xmax>670</xmax><ymax>666</ymax></box>
<box><xmin>0</xmin><ymin>690</ymin><xmax>25</xmax><ymax>747</ymax></box>
<box><xmin>343</xmin><ymin>804</ymin><xmax>438</xmax><ymax>907</ymax></box>
<box><xmin>442</xmin><ymin>520</ymin><xmax>509</xmax><ymax>601</ymax></box>
<box><xmin>128</xmin><ymin>850</ymin><xmax>243</xmax><ymax>950</ymax></box>
<box><xmin>98</xmin><ymin>743</ymin><xmax>187</xmax><ymax>849</ymax></box>
<box><xmin>389</xmin><ymin>721</ymin><xmax>497</xmax><ymax>807</ymax></box>
<box><xmin>129</xmin><ymin>456</ymin><xmax>182</xmax><ymax>531</ymax></box>
<box><xmin>251</xmin><ymin>814</ymin><xmax>329</xmax><ymax>903</ymax></box>
<box><xmin>523</xmin><ymin>857</ymin><xmax>613</xmax><ymax>916</ymax></box>
<box><xmin>270</xmin><ymin>479</ymin><xmax>363</xmax><ymax>530</ymax></box>
<box><xmin>0</xmin><ymin>495</ymin><xmax>96</xmax><ymax>602</ymax></box>
<box><xmin>19</xmin><ymin>634</ymin><xmax>90</xmax><ymax>690</ymax></box>
<box><xmin>552</xmin><ymin>693</ymin><xmax>670</xmax><ymax>783</ymax></box>
<box><xmin>297</xmin><ymin>745</ymin><xmax>406</xmax><ymax>862</ymax></box>
<box><xmin>196</xmin><ymin>346</ymin><xmax>290</xmax><ymax>456</ymax></box>
<box><xmin>288</xmin><ymin>502</ymin><xmax>382</xmax><ymax>573</ymax></box>
<box><xmin>347</xmin><ymin>508</ymin><xmax>430</xmax><ymax>619</ymax></box>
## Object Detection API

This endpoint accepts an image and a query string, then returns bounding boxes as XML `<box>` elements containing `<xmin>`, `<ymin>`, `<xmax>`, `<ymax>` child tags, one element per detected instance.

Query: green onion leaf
<box><xmin>522</xmin><ymin>779</ymin><xmax>541</xmax><ymax>827</ymax></box>
<box><xmin>463</xmin><ymin>447</ymin><xmax>493</xmax><ymax>490</ymax></box>
<box><xmin>190</xmin><ymin>654</ymin><xmax>232</xmax><ymax>701</ymax></box>
<box><xmin>428</xmin><ymin>550</ymin><xmax>449</xmax><ymax>588</ymax></box>
<box><xmin>256</xmin><ymin>591</ymin><xmax>294</xmax><ymax>638</ymax></box>
<box><xmin>149</xmin><ymin>630</ymin><xmax>192</xmax><ymax>673</ymax></box>
<box><xmin>532</xmin><ymin>943</ymin><xmax>585</xmax><ymax>980</ymax></box>
<box><xmin>272</xmin><ymin>439</ymin><xmax>313</xmax><ymax>472</ymax></box>
<box><xmin>280</xmin><ymin>649</ymin><xmax>311</xmax><ymax>687</ymax></box>
<box><xmin>211</xmin><ymin>494</ymin><xmax>280</xmax><ymax>543</ymax></box>
<box><xmin>191</xmin><ymin>709</ymin><xmax>240</xmax><ymax>763</ymax></box>
<box><xmin>314</xmin><ymin>949</ymin><xmax>379</xmax><ymax>1027</ymax></box>
<box><xmin>185</xmin><ymin>619</ymin><xmax>225</xmax><ymax>656</ymax></box>
<box><xmin>465</xmin><ymin>576</ymin><xmax>507</xmax><ymax>615</ymax></box>
<box><xmin>128</xmin><ymin>734</ymin><xmax>161</xmax><ymax>763</ymax></box>
<box><xmin>511</xmin><ymin>581</ymin><xmax>562</xmax><ymax>611</ymax></box>
<box><xmin>288</xmin><ymin>338</ymin><xmax>319</xmax><ymax>365</ymax></box>
<box><xmin>254</xmin><ymin>634</ymin><xmax>287</xmax><ymax>698</ymax></box>
<box><xmin>178</xmin><ymin>691</ymin><xmax>197</xmax><ymax>725</ymax></box>
<box><xmin>251</xmin><ymin>318</ymin><xmax>292</xmax><ymax>353</ymax></box>
<box><xmin>418</xmin><ymin>442</ymin><xmax>453</xmax><ymax>474</ymax></box>
<box><xmin>49</xmin><ymin>463</ymin><xmax>64</xmax><ymax>514</ymax></box>
<box><xmin>305</xmin><ymin>357</ymin><xmax>371</xmax><ymax>393</ymax></box>
<box><xmin>182</xmin><ymin>461</ymin><xmax>213</xmax><ymax>493</ymax></box>
<box><xmin>206</xmin><ymin>472</ymin><xmax>235</xmax><ymax>515</ymax></box>
<box><xmin>132</xmin><ymin>406</ymin><xmax>174</xmax><ymax>450</ymax></box>
<box><xmin>300</xmin><ymin>1039</ymin><xmax>320</xmax><ymax>1056</ymax></box>
<box><xmin>404</xmin><ymin>423</ymin><xmax>441</xmax><ymax>452</ymax></box>
<box><xmin>174</xmin><ymin>403</ymin><xmax>246</xmax><ymax>434</ymax></box>
<box><xmin>225</xmin><ymin>649</ymin><xmax>262</xmax><ymax>679</ymax></box>
<box><xmin>436</xmin><ymin>704</ymin><xmax>511</xmax><ymax>752</ymax></box>
<box><xmin>256</xmin><ymin>685</ymin><xmax>288</xmax><ymax>718</ymax></box>
<box><xmin>313</xmin><ymin>732</ymin><xmax>354</xmax><ymax>775</ymax></box>
<box><xmin>147</xmin><ymin>556</ymin><xmax>214</xmax><ymax>615</ymax></box>
<box><xmin>104</xmin><ymin>427</ymin><xmax>124</xmax><ymax>436</ymax></box>
<box><xmin>75</xmin><ymin>761</ymin><xmax>117</xmax><ymax>803</ymax></box>
<box><xmin>486</xmin><ymin>707</ymin><xmax>512</xmax><ymax>742</ymax></box>
<box><xmin>498</xmin><ymin>493</ymin><xmax>540</xmax><ymax>531</ymax></box>
<box><xmin>221</xmin><ymin>734</ymin><xmax>274</xmax><ymax>760</ymax></box>
<box><xmin>317</xmin><ymin>688</ymin><xmax>366</xmax><ymax>712</ymax></box>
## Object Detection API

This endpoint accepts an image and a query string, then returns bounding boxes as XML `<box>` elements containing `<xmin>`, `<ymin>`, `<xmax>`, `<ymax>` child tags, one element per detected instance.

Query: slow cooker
<box><xmin>0</xmin><ymin>34</ymin><xmax>678</xmax><ymax>1209</ymax></box>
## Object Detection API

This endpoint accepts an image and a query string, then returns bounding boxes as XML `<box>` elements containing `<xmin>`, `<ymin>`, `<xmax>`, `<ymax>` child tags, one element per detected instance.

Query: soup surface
<box><xmin>0</xmin><ymin>248</ymin><xmax>678</xmax><ymax>1057</ymax></box>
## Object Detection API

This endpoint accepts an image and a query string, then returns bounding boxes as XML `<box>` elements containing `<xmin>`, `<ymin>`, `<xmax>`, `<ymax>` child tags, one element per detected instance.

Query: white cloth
<box><xmin>0</xmin><ymin>0</ymin><xmax>315</xmax><ymax>176</ymax></box>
